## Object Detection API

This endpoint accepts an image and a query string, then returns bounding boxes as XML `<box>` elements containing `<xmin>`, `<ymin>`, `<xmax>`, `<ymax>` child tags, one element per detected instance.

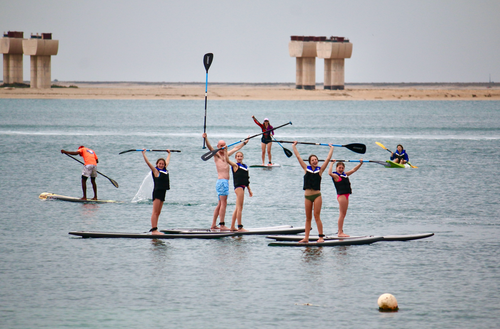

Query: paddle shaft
<box><xmin>274</xmin><ymin>140</ymin><xmax>366</xmax><ymax>154</ymax></box>
<box><xmin>64</xmin><ymin>154</ymin><xmax>119</xmax><ymax>188</ymax></box>
<box><xmin>201</xmin><ymin>121</ymin><xmax>292</xmax><ymax>161</ymax></box>
<box><xmin>202</xmin><ymin>53</ymin><xmax>214</xmax><ymax>149</ymax></box>
<box><xmin>319</xmin><ymin>159</ymin><xmax>389</xmax><ymax>166</ymax></box>
<box><xmin>119</xmin><ymin>149</ymin><xmax>181</xmax><ymax>154</ymax></box>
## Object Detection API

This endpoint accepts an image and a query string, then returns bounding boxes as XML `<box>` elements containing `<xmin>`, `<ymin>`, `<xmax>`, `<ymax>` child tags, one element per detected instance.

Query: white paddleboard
<box><xmin>249</xmin><ymin>163</ymin><xmax>281</xmax><ymax>168</ymax></box>
<box><xmin>39</xmin><ymin>192</ymin><xmax>121</xmax><ymax>204</ymax></box>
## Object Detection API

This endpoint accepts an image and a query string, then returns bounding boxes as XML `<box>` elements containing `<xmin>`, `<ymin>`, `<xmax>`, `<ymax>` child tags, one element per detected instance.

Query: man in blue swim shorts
<box><xmin>203</xmin><ymin>133</ymin><xmax>247</xmax><ymax>231</ymax></box>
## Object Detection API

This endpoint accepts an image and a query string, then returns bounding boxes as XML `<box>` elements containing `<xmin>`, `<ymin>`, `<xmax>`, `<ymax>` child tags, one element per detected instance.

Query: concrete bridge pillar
<box><xmin>289</xmin><ymin>36</ymin><xmax>318</xmax><ymax>90</ymax></box>
<box><xmin>1</xmin><ymin>31</ymin><xmax>25</xmax><ymax>84</ymax></box>
<box><xmin>23</xmin><ymin>33</ymin><xmax>59</xmax><ymax>89</ymax></box>
<box><xmin>317</xmin><ymin>37</ymin><xmax>353</xmax><ymax>90</ymax></box>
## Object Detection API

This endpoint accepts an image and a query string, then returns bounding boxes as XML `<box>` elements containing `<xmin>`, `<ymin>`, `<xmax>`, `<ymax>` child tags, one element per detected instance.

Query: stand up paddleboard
<box><xmin>268</xmin><ymin>236</ymin><xmax>383</xmax><ymax>247</ymax></box>
<box><xmin>267</xmin><ymin>233</ymin><xmax>434</xmax><ymax>242</ymax></box>
<box><xmin>162</xmin><ymin>225</ymin><xmax>305</xmax><ymax>235</ymax></box>
<box><xmin>385</xmin><ymin>160</ymin><xmax>413</xmax><ymax>168</ymax></box>
<box><xmin>69</xmin><ymin>231</ymin><xmax>233</xmax><ymax>239</ymax></box>
<box><xmin>249</xmin><ymin>164</ymin><xmax>281</xmax><ymax>168</ymax></box>
<box><xmin>39</xmin><ymin>192</ymin><xmax>121</xmax><ymax>204</ymax></box>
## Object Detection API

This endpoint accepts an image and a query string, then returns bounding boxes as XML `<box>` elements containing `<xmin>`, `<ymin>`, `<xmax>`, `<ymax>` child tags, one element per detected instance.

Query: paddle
<box><xmin>272</xmin><ymin>136</ymin><xmax>293</xmax><ymax>158</ymax></box>
<box><xmin>119</xmin><ymin>149</ymin><xmax>181</xmax><ymax>155</ymax></box>
<box><xmin>375</xmin><ymin>142</ymin><xmax>417</xmax><ymax>168</ymax></box>
<box><xmin>201</xmin><ymin>121</ymin><xmax>292</xmax><ymax>161</ymax></box>
<box><xmin>202</xmin><ymin>53</ymin><xmax>214</xmax><ymax>149</ymax></box>
<box><xmin>64</xmin><ymin>154</ymin><xmax>119</xmax><ymax>188</ymax></box>
<box><xmin>273</xmin><ymin>141</ymin><xmax>366</xmax><ymax>154</ymax></box>
<box><xmin>319</xmin><ymin>159</ymin><xmax>390</xmax><ymax>167</ymax></box>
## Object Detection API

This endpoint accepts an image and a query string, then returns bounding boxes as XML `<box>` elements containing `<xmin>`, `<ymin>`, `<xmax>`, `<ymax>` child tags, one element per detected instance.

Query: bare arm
<box><xmin>224</xmin><ymin>148</ymin><xmax>238</xmax><ymax>172</ymax></box>
<box><xmin>61</xmin><ymin>150</ymin><xmax>79</xmax><ymax>156</ymax></box>
<box><xmin>292</xmin><ymin>141</ymin><xmax>307</xmax><ymax>171</ymax></box>
<box><xmin>319</xmin><ymin>145</ymin><xmax>334</xmax><ymax>175</ymax></box>
<box><xmin>202</xmin><ymin>133</ymin><xmax>214</xmax><ymax>151</ymax></box>
<box><xmin>346</xmin><ymin>160</ymin><xmax>363</xmax><ymax>176</ymax></box>
<box><xmin>228</xmin><ymin>138</ymin><xmax>248</xmax><ymax>156</ymax></box>
<box><xmin>164</xmin><ymin>150</ymin><xmax>171</xmax><ymax>168</ymax></box>
<box><xmin>328</xmin><ymin>160</ymin><xmax>340</xmax><ymax>182</ymax></box>
<box><xmin>142</xmin><ymin>150</ymin><xmax>159</xmax><ymax>177</ymax></box>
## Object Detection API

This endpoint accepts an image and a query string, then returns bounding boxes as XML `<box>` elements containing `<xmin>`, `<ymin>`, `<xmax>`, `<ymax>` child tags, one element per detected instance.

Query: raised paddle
<box><xmin>319</xmin><ymin>159</ymin><xmax>390</xmax><ymax>167</ymax></box>
<box><xmin>272</xmin><ymin>136</ymin><xmax>293</xmax><ymax>158</ymax></box>
<box><xmin>119</xmin><ymin>149</ymin><xmax>181</xmax><ymax>155</ymax></box>
<box><xmin>64</xmin><ymin>154</ymin><xmax>119</xmax><ymax>188</ymax></box>
<box><xmin>375</xmin><ymin>142</ymin><xmax>417</xmax><ymax>168</ymax></box>
<box><xmin>274</xmin><ymin>141</ymin><xmax>366</xmax><ymax>154</ymax></box>
<box><xmin>202</xmin><ymin>53</ymin><xmax>214</xmax><ymax>149</ymax></box>
<box><xmin>201</xmin><ymin>121</ymin><xmax>292</xmax><ymax>161</ymax></box>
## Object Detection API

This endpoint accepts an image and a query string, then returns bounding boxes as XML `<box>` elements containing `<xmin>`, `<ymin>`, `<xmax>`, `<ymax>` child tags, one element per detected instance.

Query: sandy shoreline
<box><xmin>1</xmin><ymin>82</ymin><xmax>499</xmax><ymax>100</ymax></box>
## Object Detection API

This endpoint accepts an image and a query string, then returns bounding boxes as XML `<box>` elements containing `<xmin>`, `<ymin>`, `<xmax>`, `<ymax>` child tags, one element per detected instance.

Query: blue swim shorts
<box><xmin>216</xmin><ymin>179</ymin><xmax>229</xmax><ymax>197</ymax></box>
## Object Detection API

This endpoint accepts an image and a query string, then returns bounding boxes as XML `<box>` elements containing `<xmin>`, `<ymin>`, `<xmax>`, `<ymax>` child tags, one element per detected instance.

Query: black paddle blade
<box><xmin>203</xmin><ymin>53</ymin><xmax>214</xmax><ymax>72</ymax></box>
<box><xmin>118</xmin><ymin>149</ymin><xmax>135</xmax><ymax>155</ymax></box>
<box><xmin>201</xmin><ymin>149</ymin><xmax>219</xmax><ymax>161</ymax></box>
<box><xmin>283</xmin><ymin>148</ymin><xmax>293</xmax><ymax>158</ymax></box>
<box><xmin>344</xmin><ymin>143</ymin><xmax>366</xmax><ymax>154</ymax></box>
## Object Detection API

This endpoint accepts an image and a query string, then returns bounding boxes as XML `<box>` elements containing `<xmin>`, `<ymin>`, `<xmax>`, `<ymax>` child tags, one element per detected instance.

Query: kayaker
<box><xmin>61</xmin><ymin>146</ymin><xmax>99</xmax><ymax>200</ymax></box>
<box><xmin>202</xmin><ymin>133</ymin><xmax>246</xmax><ymax>231</ymax></box>
<box><xmin>142</xmin><ymin>149</ymin><xmax>171</xmax><ymax>235</ymax></box>
<box><xmin>252</xmin><ymin>116</ymin><xmax>274</xmax><ymax>166</ymax></box>
<box><xmin>390</xmin><ymin>144</ymin><xmax>409</xmax><ymax>164</ymax></box>
<box><xmin>292</xmin><ymin>141</ymin><xmax>334</xmax><ymax>243</ymax></box>
<box><xmin>225</xmin><ymin>148</ymin><xmax>252</xmax><ymax>232</ymax></box>
<box><xmin>329</xmin><ymin>160</ymin><xmax>363</xmax><ymax>237</ymax></box>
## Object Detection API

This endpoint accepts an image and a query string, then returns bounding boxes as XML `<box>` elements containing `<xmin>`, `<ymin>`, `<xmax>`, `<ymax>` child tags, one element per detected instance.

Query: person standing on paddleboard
<box><xmin>252</xmin><ymin>116</ymin><xmax>274</xmax><ymax>166</ymax></box>
<box><xmin>292</xmin><ymin>141</ymin><xmax>334</xmax><ymax>243</ymax></box>
<box><xmin>142</xmin><ymin>149</ymin><xmax>171</xmax><ymax>235</ymax></box>
<box><xmin>61</xmin><ymin>146</ymin><xmax>99</xmax><ymax>200</ymax></box>
<box><xmin>203</xmin><ymin>133</ymin><xmax>246</xmax><ymax>231</ymax></box>
<box><xmin>390</xmin><ymin>144</ymin><xmax>409</xmax><ymax>164</ymax></box>
<box><xmin>225</xmin><ymin>148</ymin><xmax>252</xmax><ymax>232</ymax></box>
<box><xmin>328</xmin><ymin>160</ymin><xmax>363</xmax><ymax>237</ymax></box>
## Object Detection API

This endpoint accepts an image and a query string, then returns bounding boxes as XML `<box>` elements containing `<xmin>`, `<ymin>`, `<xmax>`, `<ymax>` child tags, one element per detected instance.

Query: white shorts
<box><xmin>82</xmin><ymin>165</ymin><xmax>97</xmax><ymax>178</ymax></box>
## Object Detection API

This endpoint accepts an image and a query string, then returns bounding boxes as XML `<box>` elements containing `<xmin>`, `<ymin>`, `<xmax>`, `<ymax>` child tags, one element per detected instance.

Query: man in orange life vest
<box><xmin>61</xmin><ymin>146</ymin><xmax>99</xmax><ymax>200</ymax></box>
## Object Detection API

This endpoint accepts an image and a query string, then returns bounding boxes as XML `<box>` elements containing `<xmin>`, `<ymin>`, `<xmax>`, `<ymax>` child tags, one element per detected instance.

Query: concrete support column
<box><xmin>302</xmin><ymin>57</ymin><xmax>316</xmax><ymax>90</ymax></box>
<box><xmin>35</xmin><ymin>56</ymin><xmax>51</xmax><ymax>89</ymax></box>
<box><xmin>1</xmin><ymin>32</ymin><xmax>25</xmax><ymax>84</ymax></box>
<box><xmin>324</xmin><ymin>58</ymin><xmax>332</xmax><ymax>90</ymax></box>
<box><xmin>331</xmin><ymin>59</ymin><xmax>345</xmax><ymax>90</ymax></box>
<box><xmin>295</xmin><ymin>57</ymin><xmax>303</xmax><ymax>89</ymax></box>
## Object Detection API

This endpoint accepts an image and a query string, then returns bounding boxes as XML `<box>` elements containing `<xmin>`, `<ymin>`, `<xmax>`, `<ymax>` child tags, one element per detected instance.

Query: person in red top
<box><xmin>252</xmin><ymin>116</ymin><xmax>274</xmax><ymax>166</ymax></box>
<box><xmin>61</xmin><ymin>146</ymin><xmax>99</xmax><ymax>200</ymax></box>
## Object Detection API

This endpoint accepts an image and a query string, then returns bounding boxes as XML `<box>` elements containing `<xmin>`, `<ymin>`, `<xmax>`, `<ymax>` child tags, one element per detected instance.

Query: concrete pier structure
<box><xmin>289</xmin><ymin>35</ymin><xmax>352</xmax><ymax>90</ymax></box>
<box><xmin>22</xmin><ymin>33</ymin><xmax>58</xmax><ymax>89</ymax></box>
<box><xmin>317</xmin><ymin>36</ymin><xmax>353</xmax><ymax>90</ymax></box>
<box><xmin>1</xmin><ymin>31</ymin><xmax>25</xmax><ymax>84</ymax></box>
<box><xmin>289</xmin><ymin>36</ymin><xmax>318</xmax><ymax>90</ymax></box>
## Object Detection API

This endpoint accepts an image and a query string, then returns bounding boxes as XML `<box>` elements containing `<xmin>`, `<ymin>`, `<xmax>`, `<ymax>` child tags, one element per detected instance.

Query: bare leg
<box><xmin>299</xmin><ymin>198</ymin><xmax>313</xmax><ymax>243</ymax></box>
<box><xmin>81</xmin><ymin>176</ymin><xmax>88</xmax><ymax>200</ymax></box>
<box><xmin>90</xmin><ymin>177</ymin><xmax>97</xmax><ymax>200</ymax></box>
<box><xmin>151</xmin><ymin>199</ymin><xmax>164</xmax><ymax>235</ymax></box>
<box><xmin>231</xmin><ymin>188</ymin><xmax>247</xmax><ymax>231</ymax></box>
<box><xmin>337</xmin><ymin>195</ymin><xmax>350</xmax><ymax>237</ymax></box>
<box><xmin>218</xmin><ymin>195</ymin><xmax>230</xmax><ymax>231</ymax></box>
<box><xmin>313</xmin><ymin>196</ymin><xmax>324</xmax><ymax>242</ymax></box>
<box><xmin>261</xmin><ymin>143</ymin><xmax>266</xmax><ymax>165</ymax></box>
<box><xmin>211</xmin><ymin>200</ymin><xmax>221</xmax><ymax>229</ymax></box>
<box><xmin>266</xmin><ymin>143</ymin><xmax>272</xmax><ymax>164</ymax></box>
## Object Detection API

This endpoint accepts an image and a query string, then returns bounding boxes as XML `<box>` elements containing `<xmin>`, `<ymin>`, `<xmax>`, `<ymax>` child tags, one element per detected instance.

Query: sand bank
<box><xmin>1</xmin><ymin>82</ymin><xmax>499</xmax><ymax>100</ymax></box>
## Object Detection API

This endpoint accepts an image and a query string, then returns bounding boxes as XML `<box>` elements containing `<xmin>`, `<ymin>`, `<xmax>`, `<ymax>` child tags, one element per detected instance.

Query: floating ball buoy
<box><xmin>378</xmin><ymin>293</ymin><xmax>399</xmax><ymax>312</ymax></box>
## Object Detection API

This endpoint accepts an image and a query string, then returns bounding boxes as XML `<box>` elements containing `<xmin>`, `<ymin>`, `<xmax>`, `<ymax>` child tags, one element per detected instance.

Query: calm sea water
<box><xmin>1</xmin><ymin>99</ymin><xmax>499</xmax><ymax>328</ymax></box>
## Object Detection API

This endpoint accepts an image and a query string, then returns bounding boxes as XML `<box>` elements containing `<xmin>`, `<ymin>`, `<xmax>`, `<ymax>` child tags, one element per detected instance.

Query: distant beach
<box><xmin>1</xmin><ymin>82</ymin><xmax>499</xmax><ymax>100</ymax></box>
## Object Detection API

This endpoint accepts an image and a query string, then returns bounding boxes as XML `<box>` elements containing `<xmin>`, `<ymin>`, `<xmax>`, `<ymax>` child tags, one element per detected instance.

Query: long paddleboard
<box><xmin>268</xmin><ymin>236</ymin><xmax>384</xmax><ymax>247</ymax></box>
<box><xmin>385</xmin><ymin>160</ymin><xmax>412</xmax><ymax>168</ymax></box>
<box><xmin>69</xmin><ymin>231</ymin><xmax>233</xmax><ymax>239</ymax></box>
<box><xmin>39</xmin><ymin>192</ymin><xmax>121</xmax><ymax>204</ymax></box>
<box><xmin>267</xmin><ymin>232</ymin><xmax>434</xmax><ymax>242</ymax></box>
<box><xmin>249</xmin><ymin>163</ymin><xmax>281</xmax><ymax>168</ymax></box>
<box><xmin>162</xmin><ymin>225</ymin><xmax>306</xmax><ymax>235</ymax></box>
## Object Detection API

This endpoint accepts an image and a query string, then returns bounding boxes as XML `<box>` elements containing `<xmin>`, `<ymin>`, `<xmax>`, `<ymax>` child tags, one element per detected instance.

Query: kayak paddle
<box><xmin>201</xmin><ymin>121</ymin><xmax>292</xmax><ymax>161</ymax></box>
<box><xmin>64</xmin><ymin>154</ymin><xmax>119</xmax><ymax>188</ymax></box>
<box><xmin>375</xmin><ymin>142</ymin><xmax>417</xmax><ymax>168</ymax></box>
<box><xmin>274</xmin><ymin>141</ymin><xmax>366</xmax><ymax>154</ymax></box>
<box><xmin>319</xmin><ymin>159</ymin><xmax>390</xmax><ymax>167</ymax></box>
<box><xmin>119</xmin><ymin>149</ymin><xmax>181</xmax><ymax>155</ymax></box>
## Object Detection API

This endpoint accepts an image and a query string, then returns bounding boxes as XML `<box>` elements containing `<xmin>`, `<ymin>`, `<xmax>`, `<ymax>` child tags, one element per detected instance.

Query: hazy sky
<box><xmin>2</xmin><ymin>0</ymin><xmax>499</xmax><ymax>83</ymax></box>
